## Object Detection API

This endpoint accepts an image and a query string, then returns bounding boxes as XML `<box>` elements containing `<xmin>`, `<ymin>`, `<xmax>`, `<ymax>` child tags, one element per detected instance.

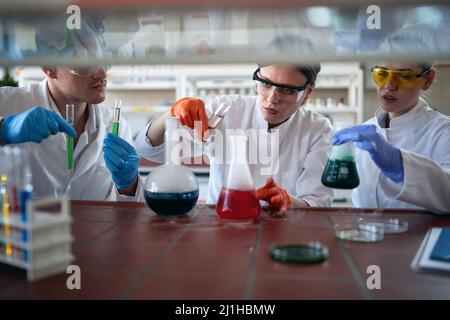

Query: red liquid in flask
<box><xmin>216</xmin><ymin>188</ymin><xmax>260</xmax><ymax>220</ymax></box>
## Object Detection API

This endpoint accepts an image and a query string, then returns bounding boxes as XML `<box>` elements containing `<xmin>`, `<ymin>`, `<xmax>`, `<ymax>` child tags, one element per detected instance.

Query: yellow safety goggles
<box><xmin>371</xmin><ymin>66</ymin><xmax>432</xmax><ymax>90</ymax></box>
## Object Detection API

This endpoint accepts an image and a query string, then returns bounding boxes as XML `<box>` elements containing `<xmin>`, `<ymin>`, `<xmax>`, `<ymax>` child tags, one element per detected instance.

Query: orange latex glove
<box><xmin>255</xmin><ymin>178</ymin><xmax>292</xmax><ymax>214</ymax></box>
<box><xmin>170</xmin><ymin>97</ymin><xmax>209</xmax><ymax>141</ymax></box>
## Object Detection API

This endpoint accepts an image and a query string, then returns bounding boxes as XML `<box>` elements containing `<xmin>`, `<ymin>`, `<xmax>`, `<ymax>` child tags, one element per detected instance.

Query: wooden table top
<box><xmin>1</xmin><ymin>201</ymin><xmax>450</xmax><ymax>300</ymax></box>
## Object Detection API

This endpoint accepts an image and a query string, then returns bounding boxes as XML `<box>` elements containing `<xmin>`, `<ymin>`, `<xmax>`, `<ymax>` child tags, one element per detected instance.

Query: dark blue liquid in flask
<box><xmin>144</xmin><ymin>117</ymin><xmax>199</xmax><ymax>216</ymax></box>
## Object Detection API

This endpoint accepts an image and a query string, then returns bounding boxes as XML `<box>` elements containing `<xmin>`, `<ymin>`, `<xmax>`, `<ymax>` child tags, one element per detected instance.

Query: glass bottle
<box><xmin>321</xmin><ymin>142</ymin><xmax>360</xmax><ymax>189</ymax></box>
<box><xmin>216</xmin><ymin>135</ymin><xmax>260</xmax><ymax>220</ymax></box>
<box><xmin>144</xmin><ymin>116</ymin><xmax>199</xmax><ymax>216</ymax></box>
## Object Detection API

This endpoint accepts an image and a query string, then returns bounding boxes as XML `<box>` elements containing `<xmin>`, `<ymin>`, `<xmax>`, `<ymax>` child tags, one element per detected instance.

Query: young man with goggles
<box><xmin>252</xmin><ymin>67</ymin><xmax>309</xmax><ymax>103</ymax></box>
<box><xmin>333</xmin><ymin>63</ymin><xmax>450</xmax><ymax>213</ymax></box>
<box><xmin>0</xmin><ymin>15</ymin><xmax>143</xmax><ymax>201</ymax></box>
<box><xmin>136</xmin><ymin>63</ymin><xmax>334</xmax><ymax>214</ymax></box>
<box><xmin>66</xmin><ymin>65</ymin><xmax>112</xmax><ymax>77</ymax></box>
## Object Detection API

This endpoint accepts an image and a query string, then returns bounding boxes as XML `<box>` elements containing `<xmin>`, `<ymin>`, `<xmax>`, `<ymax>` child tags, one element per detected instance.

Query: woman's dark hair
<box><xmin>257</xmin><ymin>63</ymin><xmax>321</xmax><ymax>85</ymax></box>
<box><xmin>294</xmin><ymin>64</ymin><xmax>321</xmax><ymax>84</ymax></box>
<box><xmin>259</xmin><ymin>34</ymin><xmax>321</xmax><ymax>84</ymax></box>
<box><xmin>418</xmin><ymin>62</ymin><xmax>435</xmax><ymax>72</ymax></box>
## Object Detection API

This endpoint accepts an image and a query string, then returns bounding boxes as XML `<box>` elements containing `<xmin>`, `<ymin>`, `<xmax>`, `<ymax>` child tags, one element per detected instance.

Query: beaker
<box><xmin>321</xmin><ymin>142</ymin><xmax>360</xmax><ymax>189</ymax></box>
<box><xmin>216</xmin><ymin>135</ymin><xmax>260</xmax><ymax>220</ymax></box>
<box><xmin>144</xmin><ymin>116</ymin><xmax>199</xmax><ymax>216</ymax></box>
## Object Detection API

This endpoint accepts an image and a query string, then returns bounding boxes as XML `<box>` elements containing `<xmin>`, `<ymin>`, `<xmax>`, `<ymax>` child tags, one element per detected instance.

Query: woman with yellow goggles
<box><xmin>332</xmin><ymin>63</ymin><xmax>450</xmax><ymax>214</ymax></box>
<box><xmin>371</xmin><ymin>66</ymin><xmax>433</xmax><ymax>90</ymax></box>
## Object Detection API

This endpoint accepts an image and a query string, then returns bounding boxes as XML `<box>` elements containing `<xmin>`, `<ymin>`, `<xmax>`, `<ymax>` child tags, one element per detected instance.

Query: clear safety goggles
<box><xmin>253</xmin><ymin>68</ymin><xmax>310</xmax><ymax>102</ymax></box>
<box><xmin>371</xmin><ymin>66</ymin><xmax>432</xmax><ymax>90</ymax></box>
<box><xmin>66</xmin><ymin>65</ymin><xmax>111</xmax><ymax>77</ymax></box>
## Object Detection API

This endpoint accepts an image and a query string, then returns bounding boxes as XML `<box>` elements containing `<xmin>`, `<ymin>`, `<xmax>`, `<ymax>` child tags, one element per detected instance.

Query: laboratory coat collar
<box><xmin>38</xmin><ymin>80</ymin><xmax>52</xmax><ymax>108</ymax></box>
<box><xmin>255</xmin><ymin>99</ymin><xmax>300</xmax><ymax>141</ymax></box>
<box><xmin>375</xmin><ymin>97</ymin><xmax>428</xmax><ymax>129</ymax></box>
<box><xmin>75</xmin><ymin>106</ymin><xmax>105</xmax><ymax>179</ymax></box>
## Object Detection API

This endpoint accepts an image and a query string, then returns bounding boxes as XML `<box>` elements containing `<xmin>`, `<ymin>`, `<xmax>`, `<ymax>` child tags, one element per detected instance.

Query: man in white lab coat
<box><xmin>333</xmin><ymin>63</ymin><xmax>450</xmax><ymax>213</ymax></box>
<box><xmin>136</xmin><ymin>63</ymin><xmax>334</xmax><ymax>213</ymax></box>
<box><xmin>0</xmin><ymin>14</ymin><xmax>143</xmax><ymax>201</ymax></box>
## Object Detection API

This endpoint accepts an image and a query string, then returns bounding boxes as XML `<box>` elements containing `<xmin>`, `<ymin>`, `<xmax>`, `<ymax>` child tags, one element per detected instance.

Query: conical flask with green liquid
<box><xmin>321</xmin><ymin>142</ymin><xmax>360</xmax><ymax>189</ymax></box>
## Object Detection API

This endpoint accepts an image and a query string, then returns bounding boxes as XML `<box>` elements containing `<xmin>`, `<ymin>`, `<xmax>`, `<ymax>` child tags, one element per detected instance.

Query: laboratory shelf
<box><xmin>1</xmin><ymin>2</ymin><xmax>449</xmax><ymax>66</ymax></box>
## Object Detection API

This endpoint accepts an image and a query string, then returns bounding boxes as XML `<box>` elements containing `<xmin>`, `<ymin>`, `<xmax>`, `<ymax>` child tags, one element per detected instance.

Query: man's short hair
<box><xmin>35</xmin><ymin>13</ymin><xmax>107</xmax><ymax>59</ymax></box>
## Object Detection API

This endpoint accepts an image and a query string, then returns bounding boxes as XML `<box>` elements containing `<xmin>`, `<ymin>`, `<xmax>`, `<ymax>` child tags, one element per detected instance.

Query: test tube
<box><xmin>11</xmin><ymin>147</ymin><xmax>21</xmax><ymax>212</ymax></box>
<box><xmin>112</xmin><ymin>99</ymin><xmax>121</xmax><ymax>136</ymax></box>
<box><xmin>18</xmin><ymin>148</ymin><xmax>32</xmax><ymax>223</ymax></box>
<box><xmin>66</xmin><ymin>104</ymin><xmax>75</xmax><ymax>171</ymax></box>
<box><xmin>1</xmin><ymin>147</ymin><xmax>12</xmax><ymax>258</ymax></box>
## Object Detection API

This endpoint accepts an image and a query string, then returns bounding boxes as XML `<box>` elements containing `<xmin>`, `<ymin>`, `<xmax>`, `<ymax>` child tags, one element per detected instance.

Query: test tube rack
<box><xmin>0</xmin><ymin>197</ymin><xmax>74</xmax><ymax>281</ymax></box>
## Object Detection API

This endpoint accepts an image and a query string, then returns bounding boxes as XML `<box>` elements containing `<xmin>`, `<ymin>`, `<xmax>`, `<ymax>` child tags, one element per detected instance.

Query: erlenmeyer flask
<box><xmin>321</xmin><ymin>142</ymin><xmax>360</xmax><ymax>189</ymax></box>
<box><xmin>144</xmin><ymin>117</ymin><xmax>199</xmax><ymax>216</ymax></box>
<box><xmin>216</xmin><ymin>135</ymin><xmax>260</xmax><ymax>220</ymax></box>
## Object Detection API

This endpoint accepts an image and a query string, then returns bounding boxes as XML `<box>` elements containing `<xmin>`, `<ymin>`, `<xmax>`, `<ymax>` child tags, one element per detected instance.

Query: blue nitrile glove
<box><xmin>332</xmin><ymin>124</ymin><xmax>404</xmax><ymax>183</ymax></box>
<box><xmin>103</xmin><ymin>133</ymin><xmax>140</xmax><ymax>190</ymax></box>
<box><xmin>0</xmin><ymin>107</ymin><xmax>77</xmax><ymax>144</ymax></box>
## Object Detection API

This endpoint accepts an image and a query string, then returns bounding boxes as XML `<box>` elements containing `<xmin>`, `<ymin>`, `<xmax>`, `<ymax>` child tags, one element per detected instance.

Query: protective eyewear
<box><xmin>371</xmin><ymin>66</ymin><xmax>432</xmax><ymax>90</ymax></box>
<box><xmin>253</xmin><ymin>68</ymin><xmax>310</xmax><ymax>101</ymax></box>
<box><xmin>66</xmin><ymin>65</ymin><xmax>111</xmax><ymax>77</ymax></box>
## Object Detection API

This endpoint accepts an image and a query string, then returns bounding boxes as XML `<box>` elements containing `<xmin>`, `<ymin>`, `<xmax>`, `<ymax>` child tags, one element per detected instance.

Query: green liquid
<box><xmin>67</xmin><ymin>136</ymin><xmax>74</xmax><ymax>170</ymax></box>
<box><xmin>321</xmin><ymin>158</ymin><xmax>360</xmax><ymax>189</ymax></box>
<box><xmin>112</xmin><ymin>122</ymin><xmax>119</xmax><ymax>136</ymax></box>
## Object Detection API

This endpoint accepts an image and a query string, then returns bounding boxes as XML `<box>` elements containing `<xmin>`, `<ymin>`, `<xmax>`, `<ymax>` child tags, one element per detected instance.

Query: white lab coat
<box><xmin>352</xmin><ymin>97</ymin><xmax>450</xmax><ymax>213</ymax></box>
<box><xmin>135</xmin><ymin>95</ymin><xmax>333</xmax><ymax>206</ymax></box>
<box><xmin>0</xmin><ymin>80</ymin><xmax>144</xmax><ymax>201</ymax></box>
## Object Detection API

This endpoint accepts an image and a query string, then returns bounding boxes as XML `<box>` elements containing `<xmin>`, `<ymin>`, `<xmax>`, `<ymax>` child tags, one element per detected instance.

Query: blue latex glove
<box><xmin>103</xmin><ymin>133</ymin><xmax>140</xmax><ymax>190</ymax></box>
<box><xmin>333</xmin><ymin>124</ymin><xmax>404</xmax><ymax>183</ymax></box>
<box><xmin>0</xmin><ymin>107</ymin><xmax>77</xmax><ymax>144</ymax></box>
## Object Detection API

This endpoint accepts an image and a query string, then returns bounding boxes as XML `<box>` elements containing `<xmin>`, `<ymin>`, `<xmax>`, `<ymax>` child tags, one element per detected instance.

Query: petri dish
<box><xmin>358</xmin><ymin>218</ymin><xmax>408</xmax><ymax>234</ymax></box>
<box><xmin>270</xmin><ymin>242</ymin><xmax>329</xmax><ymax>265</ymax></box>
<box><xmin>334</xmin><ymin>223</ymin><xmax>384</xmax><ymax>243</ymax></box>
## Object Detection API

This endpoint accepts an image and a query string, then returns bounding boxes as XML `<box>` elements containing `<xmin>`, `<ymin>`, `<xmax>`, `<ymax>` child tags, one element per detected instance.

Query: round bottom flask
<box><xmin>144</xmin><ymin>116</ymin><xmax>199</xmax><ymax>216</ymax></box>
<box><xmin>144</xmin><ymin>164</ymin><xmax>199</xmax><ymax>216</ymax></box>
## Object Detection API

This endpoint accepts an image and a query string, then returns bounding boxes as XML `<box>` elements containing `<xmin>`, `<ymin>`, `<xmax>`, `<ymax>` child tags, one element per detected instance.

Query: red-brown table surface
<box><xmin>1</xmin><ymin>201</ymin><xmax>450</xmax><ymax>300</ymax></box>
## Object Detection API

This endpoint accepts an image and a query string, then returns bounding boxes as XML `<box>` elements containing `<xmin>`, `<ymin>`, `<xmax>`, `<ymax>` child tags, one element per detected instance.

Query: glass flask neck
<box><xmin>229</xmin><ymin>135</ymin><xmax>248</xmax><ymax>164</ymax></box>
<box><xmin>164</xmin><ymin>116</ymin><xmax>181</xmax><ymax>165</ymax></box>
<box><xmin>224</xmin><ymin>135</ymin><xmax>255</xmax><ymax>190</ymax></box>
<box><xmin>330</xmin><ymin>142</ymin><xmax>355</xmax><ymax>161</ymax></box>
<box><xmin>217</xmin><ymin>135</ymin><xmax>260</xmax><ymax>219</ymax></box>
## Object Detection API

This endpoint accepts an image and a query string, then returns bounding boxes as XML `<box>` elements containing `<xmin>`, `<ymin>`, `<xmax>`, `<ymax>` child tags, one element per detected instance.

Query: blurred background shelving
<box><xmin>12</xmin><ymin>63</ymin><xmax>364</xmax><ymax>206</ymax></box>
<box><xmin>15</xmin><ymin>63</ymin><xmax>364</xmax><ymax>137</ymax></box>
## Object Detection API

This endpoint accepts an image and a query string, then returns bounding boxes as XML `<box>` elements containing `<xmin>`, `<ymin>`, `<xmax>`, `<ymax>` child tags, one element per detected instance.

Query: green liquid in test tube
<box><xmin>112</xmin><ymin>99</ymin><xmax>121</xmax><ymax>136</ymax></box>
<box><xmin>66</xmin><ymin>104</ymin><xmax>75</xmax><ymax>171</ymax></box>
